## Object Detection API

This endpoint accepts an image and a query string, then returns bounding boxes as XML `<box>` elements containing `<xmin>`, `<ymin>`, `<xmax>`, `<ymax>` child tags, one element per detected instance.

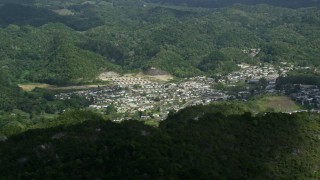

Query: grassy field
<box><xmin>19</xmin><ymin>83</ymin><xmax>112</xmax><ymax>91</ymax></box>
<box><xmin>250</xmin><ymin>95</ymin><xmax>302</xmax><ymax>113</ymax></box>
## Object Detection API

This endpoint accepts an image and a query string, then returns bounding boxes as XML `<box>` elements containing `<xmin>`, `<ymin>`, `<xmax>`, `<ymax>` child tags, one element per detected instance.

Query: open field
<box><xmin>19</xmin><ymin>83</ymin><xmax>111</xmax><ymax>91</ymax></box>
<box><xmin>48</xmin><ymin>85</ymin><xmax>111</xmax><ymax>90</ymax></box>
<box><xmin>136</xmin><ymin>73</ymin><xmax>173</xmax><ymax>82</ymax></box>
<box><xmin>250</xmin><ymin>96</ymin><xmax>302</xmax><ymax>113</ymax></box>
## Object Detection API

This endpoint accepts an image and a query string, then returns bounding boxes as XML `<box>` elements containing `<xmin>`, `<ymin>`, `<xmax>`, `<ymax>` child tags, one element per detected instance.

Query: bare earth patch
<box><xmin>19</xmin><ymin>83</ymin><xmax>55</xmax><ymax>91</ymax></box>
<box><xmin>99</xmin><ymin>71</ymin><xmax>120</xmax><ymax>81</ymax></box>
<box><xmin>98</xmin><ymin>71</ymin><xmax>173</xmax><ymax>82</ymax></box>
<box><xmin>52</xmin><ymin>9</ymin><xmax>75</xmax><ymax>16</ymax></box>
<box><xmin>19</xmin><ymin>83</ymin><xmax>111</xmax><ymax>91</ymax></box>
<box><xmin>48</xmin><ymin>85</ymin><xmax>110</xmax><ymax>90</ymax></box>
<box><xmin>143</xmin><ymin>74</ymin><xmax>173</xmax><ymax>81</ymax></box>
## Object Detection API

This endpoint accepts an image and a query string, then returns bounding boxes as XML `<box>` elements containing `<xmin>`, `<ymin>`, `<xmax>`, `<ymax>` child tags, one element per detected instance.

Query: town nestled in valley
<box><xmin>55</xmin><ymin>62</ymin><xmax>320</xmax><ymax>121</ymax></box>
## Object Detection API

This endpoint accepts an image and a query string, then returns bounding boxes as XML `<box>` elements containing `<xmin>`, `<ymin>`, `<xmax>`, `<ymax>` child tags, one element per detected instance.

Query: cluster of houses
<box><xmin>219</xmin><ymin>63</ymin><xmax>279</xmax><ymax>84</ymax></box>
<box><xmin>219</xmin><ymin>62</ymin><xmax>300</xmax><ymax>85</ymax></box>
<box><xmin>108</xmin><ymin>77</ymin><xmax>151</xmax><ymax>86</ymax></box>
<box><xmin>242</xmin><ymin>48</ymin><xmax>261</xmax><ymax>57</ymax></box>
<box><xmin>278</xmin><ymin>62</ymin><xmax>295</xmax><ymax>76</ymax></box>
<box><xmin>55</xmin><ymin>62</ymin><xmax>319</xmax><ymax>121</ymax></box>
<box><xmin>55</xmin><ymin>76</ymin><xmax>230</xmax><ymax>121</ymax></box>
<box><xmin>291</xmin><ymin>85</ymin><xmax>320</xmax><ymax>108</ymax></box>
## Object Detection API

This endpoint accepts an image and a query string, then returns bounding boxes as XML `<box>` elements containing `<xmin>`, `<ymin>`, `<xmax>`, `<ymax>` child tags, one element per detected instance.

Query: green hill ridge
<box><xmin>0</xmin><ymin>106</ymin><xmax>320</xmax><ymax>179</ymax></box>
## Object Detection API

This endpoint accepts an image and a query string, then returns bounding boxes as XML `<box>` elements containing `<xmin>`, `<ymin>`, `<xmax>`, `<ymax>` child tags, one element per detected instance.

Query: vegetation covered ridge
<box><xmin>0</xmin><ymin>104</ymin><xmax>320</xmax><ymax>179</ymax></box>
<box><xmin>0</xmin><ymin>2</ymin><xmax>319</xmax><ymax>85</ymax></box>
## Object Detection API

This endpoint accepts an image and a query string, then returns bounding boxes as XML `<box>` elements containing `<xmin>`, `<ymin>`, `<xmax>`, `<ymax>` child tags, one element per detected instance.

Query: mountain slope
<box><xmin>0</xmin><ymin>1</ymin><xmax>319</xmax><ymax>83</ymax></box>
<box><xmin>0</xmin><ymin>106</ymin><xmax>320</xmax><ymax>179</ymax></box>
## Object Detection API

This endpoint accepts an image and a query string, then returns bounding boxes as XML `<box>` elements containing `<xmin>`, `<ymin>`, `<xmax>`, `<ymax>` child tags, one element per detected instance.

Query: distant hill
<box><xmin>147</xmin><ymin>0</ymin><xmax>320</xmax><ymax>8</ymax></box>
<box><xmin>0</xmin><ymin>3</ymin><xmax>104</xmax><ymax>30</ymax></box>
<box><xmin>0</xmin><ymin>1</ymin><xmax>320</xmax><ymax>84</ymax></box>
<box><xmin>1</xmin><ymin>0</ymin><xmax>319</xmax><ymax>8</ymax></box>
<box><xmin>0</xmin><ymin>3</ymin><xmax>58</xmax><ymax>26</ymax></box>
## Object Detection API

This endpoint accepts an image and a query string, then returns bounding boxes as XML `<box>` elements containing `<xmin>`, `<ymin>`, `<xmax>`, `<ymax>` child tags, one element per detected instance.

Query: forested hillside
<box><xmin>1</xmin><ymin>104</ymin><xmax>320</xmax><ymax>179</ymax></box>
<box><xmin>1</xmin><ymin>1</ymin><xmax>320</xmax><ymax>178</ymax></box>
<box><xmin>0</xmin><ymin>0</ymin><xmax>319</xmax><ymax>84</ymax></box>
<box><xmin>0</xmin><ymin>68</ymin><xmax>92</xmax><ymax>136</ymax></box>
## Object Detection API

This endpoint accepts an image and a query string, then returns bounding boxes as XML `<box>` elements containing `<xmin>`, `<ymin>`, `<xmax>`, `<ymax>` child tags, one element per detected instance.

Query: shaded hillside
<box><xmin>0</xmin><ymin>3</ymin><xmax>58</xmax><ymax>26</ymax></box>
<box><xmin>0</xmin><ymin>106</ymin><xmax>320</xmax><ymax>179</ymax></box>
<box><xmin>0</xmin><ymin>3</ymin><xmax>104</xmax><ymax>31</ymax></box>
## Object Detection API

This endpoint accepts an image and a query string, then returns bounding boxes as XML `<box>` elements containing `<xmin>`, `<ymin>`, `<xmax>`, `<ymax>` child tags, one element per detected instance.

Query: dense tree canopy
<box><xmin>0</xmin><ymin>1</ymin><xmax>319</xmax><ymax>84</ymax></box>
<box><xmin>0</xmin><ymin>105</ymin><xmax>320</xmax><ymax>179</ymax></box>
